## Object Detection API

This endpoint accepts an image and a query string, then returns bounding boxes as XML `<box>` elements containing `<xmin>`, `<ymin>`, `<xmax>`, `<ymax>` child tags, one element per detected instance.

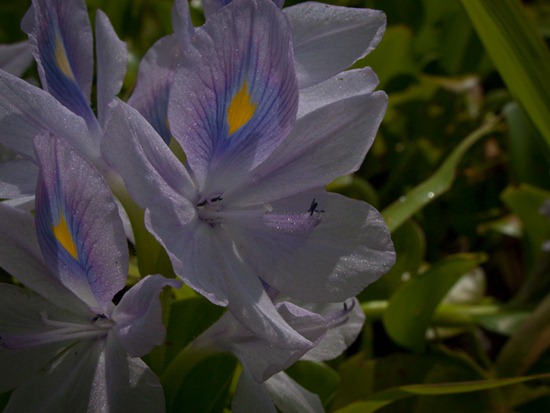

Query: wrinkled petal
<box><xmin>0</xmin><ymin>203</ymin><xmax>88</xmax><ymax>313</ymax></box>
<box><xmin>285</xmin><ymin>2</ymin><xmax>386</xmax><ymax>88</ymax></box>
<box><xmin>104</xmin><ymin>335</ymin><xmax>166</xmax><ymax>412</ymax></box>
<box><xmin>0</xmin><ymin>69</ymin><xmax>95</xmax><ymax>161</ymax></box>
<box><xmin>22</xmin><ymin>0</ymin><xmax>99</xmax><ymax>130</ymax></box>
<box><xmin>34</xmin><ymin>134</ymin><xmax>127</xmax><ymax>311</ymax></box>
<box><xmin>226</xmin><ymin>192</ymin><xmax>396</xmax><ymax>302</ymax></box>
<box><xmin>302</xmin><ymin>299</ymin><xmax>365</xmax><ymax>361</ymax></box>
<box><xmin>95</xmin><ymin>10</ymin><xmax>127</xmax><ymax>126</ymax></box>
<box><xmin>297</xmin><ymin>67</ymin><xmax>379</xmax><ymax>118</ymax></box>
<box><xmin>112</xmin><ymin>275</ymin><xmax>182</xmax><ymax>357</ymax></box>
<box><xmin>228</xmin><ymin>91</ymin><xmax>387</xmax><ymax>205</ymax></box>
<box><xmin>168</xmin><ymin>0</ymin><xmax>298</xmax><ymax>189</ymax></box>
<box><xmin>0</xmin><ymin>41</ymin><xmax>33</xmax><ymax>76</ymax></box>
<box><xmin>3</xmin><ymin>340</ymin><xmax>103</xmax><ymax>413</ymax></box>
<box><xmin>0</xmin><ymin>159</ymin><xmax>38</xmax><ymax>198</ymax></box>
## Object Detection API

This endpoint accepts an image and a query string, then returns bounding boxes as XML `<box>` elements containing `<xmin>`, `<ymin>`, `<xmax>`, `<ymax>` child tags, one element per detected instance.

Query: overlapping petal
<box><xmin>22</xmin><ymin>0</ymin><xmax>98</xmax><ymax>130</ymax></box>
<box><xmin>95</xmin><ymin>10</ymin><xmax>127</xmax><ymax>126</ymax></box>
<box><xmin>112</xmin><ymin>275</ymin><xmax>182</xmax><ymax>357</ymax></box>
<box><xmin>168</xmin><ymin>0</ymin><xmax>298</xmax><ymax>188</ymax></box>
<box><xmin>285</xmin><ymin>2</ymin><xmax>386</xmax><ymax>89</ymax></box>
<box><xmin>34</xmin><ymin>134</ymin><xmax>127</xmax><ymax>311</ymax></box>
<box><xmin>0</xmin><ymin>41</ymin><xmax>33</xmax><ymax>77</ymax></box>
<box><xmin>228</xmin><ymin>91</ymin><xmax>388</xmax><ymax>205</ymax></box>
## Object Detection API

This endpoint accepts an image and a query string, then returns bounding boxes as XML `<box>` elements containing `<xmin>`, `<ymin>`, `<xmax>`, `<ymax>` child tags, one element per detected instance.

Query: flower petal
<box><xmin>0</xmin><ymin>160</ymin><xmax>38</xmax><ymax>198</ymax></box>
<box><xmin>202</xmin><ymin>0</ymin><xmax>284</xmax><ymax>17</ymax></box>
<box><xmin>102</xmin><ymin>100</ymin><xmax>196</xmax><ymax>205</ymax></box>
<box><xmin>0</xmin><ymin>203</ymin><xmax>89</xmax><ymax>313</ymax></box>
<box><xmin>3</xmin><ymin>340</ymin><xmax>103</xmax><ymax>413</ymax></box>
<box><xmin>285</xmin><ymin>2</ymin><xmax>386</xmax><ymax>88</ymax></box>
<box><xmin>232</xmin><ymin>369</ymin><xmax>277</xmax><ymax>413</ymax></box>
<box><xmin>168</xmin><ymin>0</ymin><xmax>298</xmax><ymax>189</ymax></box>
<box><xmin>228</xmin><ymin>91</ymin><xmax>387</xmax><ymax>205</ymax></box>
<box><xmin>34</xmin><ymin>134</ymin><xmax>127</xmax><ymax>311</ymax></box>
<box><xmin>95</xmin><ymin>10</ymin><xmax>127</xmax><ymax>126</ymax></box>
<box><xmin>265</xmin><ymin>372</ymin><xmax>324</xmax><ymax>413</ymax></box>
<box><xmin>0</xmin><ymin>69</ymin><xmax>93</xmax><ymax>161</ymax></box>
<box><xmin>22</xmin><ymin>0</ymin><xmax>99</xmax><ymax>129</ymax></box>
<box><xmin>226</xmin><ymin>192</ymin><xmax>396</xmax><ymax>302</ymax></box>
<box><xmin>112</xmin><ymin>275</ymin><xmax>182</xmax><ymax>357</ymax></box>
<box><xmin>302</xmin><ymin>299</ymin><xmax>365</xmax><ymax>362</ymax></box>
<box><xmin>0</xmin><ymin>41</ymin><xmax>33</xmax><ymax>77</ymax></box>
<box><xmin>104</xmin><ymin>335</ymin><xmax>166</xmax><ymax>413</ymax></box>
<box><xmin>171</xmin><ymin>0</ymin><xmax>194</xmax><ymax>46</ymax></box>
<box><xmin>297</xmin><ymin>67</ymin><xmax>379</xmax><ymax>118</ymax></box>
<box><xmin>127</xmin><ymin>34</ymin><xmax>182</xmax><ymax>143</ymax></box>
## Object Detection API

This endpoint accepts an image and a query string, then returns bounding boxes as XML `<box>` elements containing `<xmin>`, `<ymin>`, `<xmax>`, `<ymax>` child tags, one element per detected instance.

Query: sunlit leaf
<box><xmin>334</xmin><ymin>373</ymin><xmax>550</xmax><ymax>413</ymax></box>
<box><xmin>382</xmin><ymin>117</ymin><xmax>499</xmax><ymax>233</ymax></box>
<box><xmin>460</xmin><ymin>0</ymin><xmax>550</xmax><ymax>147</ymax></box>
<box><xmin>383</xmin><ymin>253</ymin><xmax>487</xmax><ymax>351</ymax></box>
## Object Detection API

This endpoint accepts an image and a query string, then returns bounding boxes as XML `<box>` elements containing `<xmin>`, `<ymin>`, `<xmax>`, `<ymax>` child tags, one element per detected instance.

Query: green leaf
<box><xmin>497</xmin><ymin>291</ymin><xmax>550</xmax><ymax>377</ymax></box>
<box><xmin>286</xmin><ymin>361</ymin><xmax>340</xmax><ymax>407</ymax></box>
<box><xmin>382</xmin><ymin>117</ymin><xmax>498</xmax><ymax>233</ymax></box>
<box><xmin>460</xmin><ymin>0</ymin><xmax>550</xmax><ymax>147</ymax></box>
<box><xmin>168</xmin><ymin>354</ymin><xmax>237</xmax><ymax>413</ymax></box>
<box><xmin>334</xmin><ymin>373</ymin><xmax>550</xmax><ymax>413</ymax></box>
<box><xmin>383</xmin><ymin>253</ymin><xmax>487</xmax><ymax>351</ymax></box>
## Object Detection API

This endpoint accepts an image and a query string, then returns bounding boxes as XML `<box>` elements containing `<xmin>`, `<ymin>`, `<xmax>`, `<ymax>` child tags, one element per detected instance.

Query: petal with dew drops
<box><xmin>168</xmin><ymin>0</ymin><xmax>298</xmax><ymax>189</ymax></box>
<box><xmin>0</xmin><ymin>203</ymin><xmax>89</xmax><ymax>313</ymax></box>
<box><xmin>228</xmin><ymin>91</ymin><xmax>387</xmax><ymax>206</ymax></box>
<box><xmin>22</xmin><ymin>0</ymin><xmax>98</xmax><ymax>130</ymax></box>
<box><xmin>34</xmin><ymin>134</ymin><xmax>127</xmax><ymax>312</ymax></box>
<box><xmin>95</xmin><ymin>10</ymin><xmax>127</xmax><ymax>127</ymax></box>
<box><xmin>226</xmin><ymin>192</ymin><xmax>395</xmax><ymax>303</ymax></box>
<box><xmin>285</xmin><ymin>2</ymin><xmax>386</xmax><ymax>89</ymax></box>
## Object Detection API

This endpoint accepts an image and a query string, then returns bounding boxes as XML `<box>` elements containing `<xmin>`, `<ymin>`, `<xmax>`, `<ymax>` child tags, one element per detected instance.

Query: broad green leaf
<box><xmin>460</xmin><ymin>0</ymin><xmax>550</xmax><ymax>147</ymax></box>
<box><xmin>286</xmin><ymin>361</ymin><xmax>340</xmax><ymax>407</ymax></box>
<box><xmin>383</xmin><ymin>253</ymin><xmax>487</xmax><ymax>351</ymax></box>
<box><xmin>334</xmin><ymin>373</ymin><xmax>550</xmax><ymax>413</ymax></box>
<box><xmin>168</xmin><ymin>354</ymin><xmax>237</xmax><ymax>413</ymax></box>
<box><xmin>382</xmin><ymin>117</ymin><xmax>499</xmax><ymax>233</ymax></box>
<box><xmin>505</xmin><ymin>102</ymin><xmax>550</xmax><ymax>191</ymax></box>
<box><xmin>164</xmin><ymin>296</ymin><xmax>225</xmax><ymax>369</ymax></box>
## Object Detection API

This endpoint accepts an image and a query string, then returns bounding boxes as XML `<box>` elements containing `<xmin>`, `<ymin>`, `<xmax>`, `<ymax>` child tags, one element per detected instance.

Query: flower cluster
<box><xmin>0</xmin><ymin>0</ymin><xmax>395</xmax><ymax>411</ymax></box>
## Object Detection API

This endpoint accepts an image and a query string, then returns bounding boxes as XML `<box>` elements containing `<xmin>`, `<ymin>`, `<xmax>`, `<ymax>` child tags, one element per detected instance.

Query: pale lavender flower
<box><xmin>103</xmin><ymin>0</ymin><xmax>394</xmax><ymax>347</ymax></box>
<box><xmin>190</xmin><ymin>290</ymin><xmax>365</xmax><ymax>413</ymax></box>
<box><xmin>0</xmin><ymin>135</ymin><xmax>179</xmax><ymax>412</ymax></box>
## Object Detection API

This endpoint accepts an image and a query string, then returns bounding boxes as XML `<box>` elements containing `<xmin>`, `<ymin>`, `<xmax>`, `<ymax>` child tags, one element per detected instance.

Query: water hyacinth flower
<box><xmin>103</xmin><ymin>0</ymin><xmax>394</xmax><ymax>349</ymax></box>
<box><xmin>0</xmin><ymin>135</ymin><xmax>179</xmax><ymax>412</ymax></box>
<box><xmin>188</xmin><ymin>293</ymin><xmax>365</xmax><ymax>413</ymax></box>
<box><xmin>0</xmin><ymin>0</ymin><xmax>127</xmax><ymax>203</ymax></box>
<box><xmin>130</xmin><ymin>0</ymin><xmax>385</xmax><ymax>142</ymax></box>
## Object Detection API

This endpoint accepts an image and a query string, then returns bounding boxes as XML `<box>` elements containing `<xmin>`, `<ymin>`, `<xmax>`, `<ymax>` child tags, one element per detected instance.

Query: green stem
<box><xmin>362</xmin><ymin>301</ymin><xmax>501</xmax><ymax>327</ymax></box>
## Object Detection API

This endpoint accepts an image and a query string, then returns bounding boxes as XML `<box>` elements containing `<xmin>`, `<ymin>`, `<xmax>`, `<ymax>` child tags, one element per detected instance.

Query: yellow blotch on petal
<box><xmin>227</xmin><ymin>82</ymin><xmax>257</xmax><ymax>136</ymax></box>
<box><xmin>54</xmin><ymin>33</ymin><xmax>74</xmax><ymax>79</ymax></box>
<box><xmin>53</xmin><ymin>213</ymin><xmax>78</xmax><ymax>260</ymax></box>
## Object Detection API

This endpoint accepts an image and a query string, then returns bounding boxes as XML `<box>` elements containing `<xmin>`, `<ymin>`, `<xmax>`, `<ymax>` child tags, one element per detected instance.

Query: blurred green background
<box><xmin>2</xmin><ymin>0</ymin><xmax>550</xmax><ymax>412</ymax></box>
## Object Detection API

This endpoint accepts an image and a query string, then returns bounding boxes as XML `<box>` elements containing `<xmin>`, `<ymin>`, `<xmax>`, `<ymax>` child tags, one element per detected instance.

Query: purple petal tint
<box><xmin>34</xmin><ymin>134</ymin><xmax>127</xmax><ymax>311</ymax></box>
